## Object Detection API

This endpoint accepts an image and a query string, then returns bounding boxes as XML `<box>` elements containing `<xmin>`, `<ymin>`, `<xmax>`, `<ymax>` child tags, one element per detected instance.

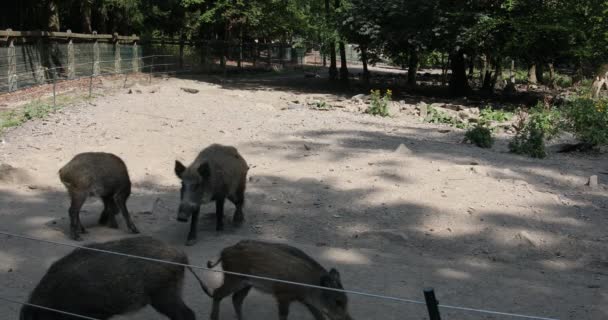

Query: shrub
<box><xmin>465</xmin><ymin>125</ymin><xmax>494</xmax><ymax>148</ymax></box>
<box><xmin>554</xmin><ymin>74</ymin><xmax>573</xmax><ymax>88</ymax></box>
<box><xmin>509</xmin><ymin>105</ymin><xmax>561</xmax><ymax>158</ymax></box>
<box><xmin>366</xmin><ymin>89</ymin><xmax>391</xmax><ymax>117</ymax></box>
<box><xmin>563</xmin><ymin>97</ymin><xmax>608</xmax><ymax>148</ymax></box>
<box><xmin>479</xmin><ymin>107</ymin><xmax>513</xmax><ymax>123</ymax></box>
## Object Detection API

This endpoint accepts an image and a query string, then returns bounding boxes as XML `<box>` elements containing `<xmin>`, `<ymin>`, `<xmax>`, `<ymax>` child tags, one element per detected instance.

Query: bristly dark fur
<box><xmin>21</xmin><ymin>236</ymin><xmax>195</xmax><ymax>320</ymax></box>
<box><xmin>59</xmin><ymin>152</ymin><xmax>139</xmax><ymax>241</ymax></box>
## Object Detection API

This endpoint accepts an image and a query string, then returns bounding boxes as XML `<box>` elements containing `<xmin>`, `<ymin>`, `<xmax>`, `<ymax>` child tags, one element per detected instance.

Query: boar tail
<box><xmin>207</xmin><ymin>257</ymin><xmax>222</xmax><ymax>269</ymax></box>
<box><xmin>187</xmin><ymin>267</ymin><xmax>213</xmax><ymax>297</ymax></box>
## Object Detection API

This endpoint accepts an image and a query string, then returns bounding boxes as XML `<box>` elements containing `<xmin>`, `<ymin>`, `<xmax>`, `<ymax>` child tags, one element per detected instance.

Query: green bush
<box><xmin>553</xmin><ymin>74</ymin><xmax>573</xmax><ymax>88</ymax></box>
<box><xmin>366</xmin><ymin>89</ymin><xmax>391</xmax><ymax>117</ymax></box>
<box><xmin>563</xmin><ymin>97</ymin><xmax>608</xmax><ymax>148</ymax></box>
<box><xmin>509</xmin><ymin>105</ymin><xmax>561</xmax><ymax>158</ymax></box>
<box><xmin>465</xmin><ymin>125</ymin><xmax>494</xmax><ymax>148</ymax></box>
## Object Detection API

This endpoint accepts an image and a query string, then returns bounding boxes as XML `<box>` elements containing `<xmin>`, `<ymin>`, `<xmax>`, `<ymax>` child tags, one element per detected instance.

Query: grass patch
<box><xmin>479</xmin><ymin>107</ymin><xmax>513</xmax><ymax>123</ymax></box>
<box><xmin>425</xmin><ymin>106</ymin><xmax>469</xmax><ymax>129</ymax></box>
<box><xmin>0</xmin><ymin>95</ymin><xmax>83</xmax><ymax>133</ymax></box>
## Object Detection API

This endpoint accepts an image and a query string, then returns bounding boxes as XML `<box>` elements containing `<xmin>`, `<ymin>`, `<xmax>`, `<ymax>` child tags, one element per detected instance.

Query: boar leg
<box><xmin>68</xmin><ymin>191</ymin><xmax>87</xmax><ymax>241</ymax></box>
<box><xmin>230</xmin><ymin>179</ymin><xmax>246</xmax><ymax>226</ymax></box>
<box><xmin>211</xmin><ymin>276</ymin><xmax>245</xmax><ymax>320</ymax></box>
<box><xmin>151</xmin><ymin>288</ymin><xmax>195</xmax><ymax>320</ymax></box>
<box><xmin>215</xmin><ymin>197</ymin><xmax>225</xmax><ymax>231</ymax></box>
<box><xmin>186</xmin><ymin>210</ymin><xmax>199</xmax><ymax>246</ymax></box>
<box><xmin>277</xmin><ymin>298</ymin><xmax>292</xmax><ymax>320</ymax></box>
<box><xmin>100</xmin><ymin>196</ymin><xmax>119</xmax><ymax>228</ymax></box>
<box><xmin>303</xmin><ymin>303</ymin><xmax>325</xmax><ymax>320</ymax></box>
<box><xmin>232</xmin><ymin>285</ymin><xmax>252</xmax><ymax>320</ymax></box>
<box><xmin>114</xmin><ymin>189</ymin><xmax>139</xmax><ymax>234</ymax></box>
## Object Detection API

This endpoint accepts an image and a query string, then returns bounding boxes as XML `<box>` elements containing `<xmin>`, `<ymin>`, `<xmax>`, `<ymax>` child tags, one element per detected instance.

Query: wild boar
<box><xmin>174</xmin><ymin>144</ymin><xmax>248</xmax><ymax>246</ymax></box>
<box><xmin>19</xmin><ymin>236</ymin><xmax>201</xmax><ymax>320</ymax></box>
<box><xmin>59</xmin><ymin>152</ymin><xmax>139</xmax><ymax>241</ymax></box>
<box><xmin>207</xmin><ymin>240</ymin><xmax>352</xmax><ymax>320</ymax></box>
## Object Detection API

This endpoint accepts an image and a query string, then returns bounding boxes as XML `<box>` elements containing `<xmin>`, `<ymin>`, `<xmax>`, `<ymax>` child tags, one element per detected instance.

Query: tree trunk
<box><xmin>338</xmin><ymin>42</ymin><xmax>348</xmax><ymax>80</ymax></box>
<box><xmin>407</xmin><ymin>48</ymin><xmax>418</xmax><ymax>86</ymax></box>
<box><xmin>490</xmin><ymin>58</ymin><xmax>503</xmax><ymax>91</ymax></box>
<box><xmin>504</xmin><ymin>59</ymin><xmax>516</xmax><ymax>94</ymax></box>
<box><xmin>468</xmin><ymin>55</ymin><xmax>475</xmax><ymax>78</ymax></box>
<box><xmin>480</xmin><ymin>55</ymin><xmax>487</xmax><ymax>85</ymax></box>
<box><xmin>81</xmin><ymin>0</ymin><xmax>93</xmax><ymax>33</ymax></box>
<box><xmin>325</xmin><ymin>0</ymin><xmax>337</xmax><ymax>80</ymax></box>
<box><xmin>238</xmin><ymin>28</ymin><xmax>243</xmax><ymax>69</ymax></box>
<box><xmin>449</xmin><ymin>50</ymin><xmax>470</xmax><ymax>96</ymax></box>
<box><xmin>360</xmin><ymin>45</ymin><xmax>370</xmax><ymax>84</ymax></box>
<box><xmin>441</xmin><ymin>54</ymin><xmax>449</xmax><ymax>86</ymax></box>
<box><xmin>536</xmin><ymin>62</ymin><xmax>544</xmax><ymax>84</ymax></box>
<box><xmin>482</xmin><ymin>55</ymin><xmax>494</xmax><ymax>91</ymax></box>
<box><xmin>528</xmin><ymin>64</ymin><xmax>538</xmax><ymax>84</ymax></box>
<box><xmin>335</xmin><ymin>0</ymin><xmax>348</xmax><ymax>81</ymax></box>
<box><xmin>548</xmin><ymin>62</ymin><xmax>555</xmax><ymax>87</ymax></box>
<box><xmin>47</xmin><ymin>0</ymin><xmax>60</xmax><ymax>31</ymax></box>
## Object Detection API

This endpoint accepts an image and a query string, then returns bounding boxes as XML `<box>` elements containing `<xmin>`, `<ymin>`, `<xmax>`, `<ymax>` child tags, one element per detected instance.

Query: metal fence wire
<box><xmin>0</xmin><ymin>231</ymin><xmax>559</xmax><ymax>320</ymax></box>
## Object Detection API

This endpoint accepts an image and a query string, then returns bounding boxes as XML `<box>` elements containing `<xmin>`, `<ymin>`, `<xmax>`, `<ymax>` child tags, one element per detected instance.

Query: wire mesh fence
<box><xmin>0</xmin><ymin>32</ymin><xmax>317</xmax><ymax>97</ymax></box>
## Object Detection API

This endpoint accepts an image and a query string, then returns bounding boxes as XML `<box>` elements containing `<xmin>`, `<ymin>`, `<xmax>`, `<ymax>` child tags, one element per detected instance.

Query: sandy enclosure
<box><xmin>0</xmin><ymin>74</ymin><xmax>607</xmax><ymax>320</ymax></box>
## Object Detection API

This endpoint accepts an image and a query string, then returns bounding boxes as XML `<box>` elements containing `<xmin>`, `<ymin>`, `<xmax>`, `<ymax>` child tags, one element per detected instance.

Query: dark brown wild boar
<box><xmin>207</xmin><ymin>240</ymin><xmax>353</xmax><ymax>320</ymax></box>
<box><xmin>19</xmin><ymin>236</ymin><xmax>208</xmax><ymax>320</ymax></box>
<box><xmin>174</xmin><ymin>144</ymin><xmax>248</xmax><ymax>246</ymax></box>
<box><xmin>59</xmin><ymin>152</ymin><xmax>139</xmax><ymax>241</ymax></box>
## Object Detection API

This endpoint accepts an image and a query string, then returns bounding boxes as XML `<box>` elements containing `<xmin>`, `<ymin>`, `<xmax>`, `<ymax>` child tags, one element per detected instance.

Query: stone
<box><xmin>394</xmin><ymin>143</ymin><xmax>413</xmax><ymax>155</ymax></box>
<box><xmin>417</xmin><ymin>102</ymin><xmax>429</xmax><ymax>118</ymax></box>
<box><xmin>587</xmin><ymin>175</ymin><xmax>599</xmax><ymax>190</ymax></box>
<box><xmin>181</xmin><ymin>87</ymin><xmax>199</xmax><ymax>94</ymax></box>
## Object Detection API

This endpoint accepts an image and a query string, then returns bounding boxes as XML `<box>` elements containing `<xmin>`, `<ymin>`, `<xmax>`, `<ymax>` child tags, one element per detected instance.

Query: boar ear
<box><xmin>175</xmin><ymin>161</ymin><xmax>186</xmax><ymax>179</ymax></box>
<box><xmin>321</xmin><ymin>268</ymin><xmax>341</xmax><ymax>287</ymax></box>
<box><xmin>198</xmin><ymin>162</ymin><xmax>211</xmax><ymax>179</ymax></box>
<box><xmin>329</xmin><ymin>268</ymin><xmax>341</xmax><ymax>282</ymax></box>
<box><xmin>320</xmin><ymin>274</ymin><xmax>331</xmax><ymax>287</ymax></box>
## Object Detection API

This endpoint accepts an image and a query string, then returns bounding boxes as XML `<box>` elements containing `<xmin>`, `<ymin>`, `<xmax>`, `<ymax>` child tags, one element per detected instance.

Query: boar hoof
<box><xmin>233</xmin><ymin>214</ymin><xmax>244</xmax><ymax>226</ymax></box>
<box><xmin>185</xmin><ymin>239</ymin><xmax>197</xmax><ymax>246</ymax></box>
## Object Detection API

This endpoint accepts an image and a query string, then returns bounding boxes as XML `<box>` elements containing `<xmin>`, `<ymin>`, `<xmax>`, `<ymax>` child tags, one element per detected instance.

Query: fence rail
<box><xmin>0</xmin><ymin>29</ymin><xmax>138</xmax><ymax>42</ymax></box>
<box><xmin>1</xmin><ymin>231</ymin><xmax>558</xmax><ymax>320</ymax></box>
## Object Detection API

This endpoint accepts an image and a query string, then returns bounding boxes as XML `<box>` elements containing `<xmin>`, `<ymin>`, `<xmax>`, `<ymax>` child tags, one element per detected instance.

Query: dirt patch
<box><xmin>0</xmin><ymin>73</ymin><xmax>606</xmax><ymax>320</ymax></box>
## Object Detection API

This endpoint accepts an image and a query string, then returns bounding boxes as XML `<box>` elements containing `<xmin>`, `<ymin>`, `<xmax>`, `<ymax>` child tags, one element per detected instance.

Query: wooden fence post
<box><xmin>66</xmin><ymin>30</ymin><xmax>75</xmax><ymax>79</ymax></box>
<box><xmin>92</xmin><ymin>31</ymin><xmax>100</xmax><ymax>76</ymax></box>
<box><xmin>34</xmin><ymin>38</ymin><xmax>45</xmax><ymax>84</ymax></box>
<box><xmin>132</xmin><ymin>35</ymin><xmax>139</xmax><ymax>72</ymax></box>
<box><xmin>179</xmin><ymin>33</ymin><xmax>185</xmax><ymax>69</ymax></box>
<box><xmin>113</xmin><ymin>33</ymin><xmax>121</xmax><ymax>74</ymax></box>
<box><xmin>7</xmin><ymin>29</ymin><xmax>17</xmax><ymax>92</ymax></box>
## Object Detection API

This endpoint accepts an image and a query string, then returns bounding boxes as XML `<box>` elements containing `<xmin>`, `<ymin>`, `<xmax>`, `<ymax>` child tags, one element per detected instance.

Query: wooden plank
<box><xmin>0</xmin><ymin>30</ymin><xmax>138</xmax><ymax>42</ymax></box>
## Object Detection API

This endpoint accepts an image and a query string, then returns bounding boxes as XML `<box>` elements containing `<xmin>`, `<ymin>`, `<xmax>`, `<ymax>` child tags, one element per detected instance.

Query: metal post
<box><xmin>424</xmin><ymin>288</ymin><xmax>441</xmax><ymax>320</ymax></box>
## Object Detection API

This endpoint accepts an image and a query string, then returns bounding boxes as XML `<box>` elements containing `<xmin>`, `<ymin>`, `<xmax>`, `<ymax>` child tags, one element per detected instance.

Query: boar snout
<box><xmin>177</xmin><ymin>204</ymin><xmax>197</xmax><ymax>222</ymax></box>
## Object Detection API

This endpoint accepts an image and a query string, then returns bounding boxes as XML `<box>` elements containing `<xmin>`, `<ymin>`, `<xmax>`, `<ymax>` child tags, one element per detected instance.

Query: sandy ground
<box><xmin>0</xmin><ymin>73</ymin><xmax>607</xmax><ymax>320</ymax></box>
